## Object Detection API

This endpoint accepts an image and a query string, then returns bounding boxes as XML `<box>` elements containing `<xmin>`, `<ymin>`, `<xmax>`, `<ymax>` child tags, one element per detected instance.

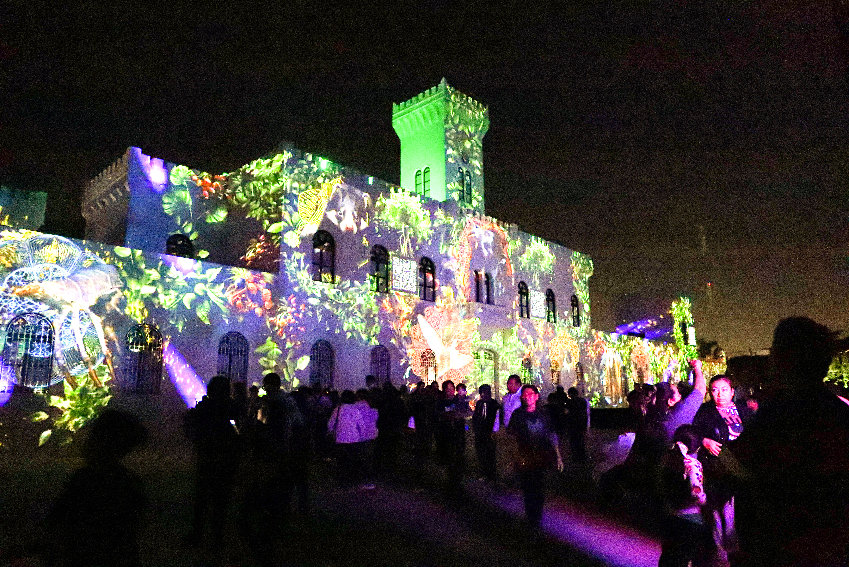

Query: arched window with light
<box><xmin>415</xmin><ymin>169</ymin><xmax>423</xmax><ymax>193</ymax></box>
<box><xmin>518</xmin><ymin>282</ymin><xmax>530</xmax><ymax>318</ymax></box>
<box><xmin>3</xmin><ymin>313</ymin><xmax>54</xmax><ymax>390</ymax></box>
<box><xmin>474</xmin><ymin>270</ymin><xmax>482</xmax><ymax>302</ymax></box>
<box><xmin>458</xmin><ymin>168</ymin><xmax>465</xmax><ymax>203</ymax></box>
<box><xmin>546</xmin><ymin>289</ymin><xmax>556</xmax><ymax>323</ymax></box>
<box><xmin>418</xmin><ymin>257</ymin><xmax>436</xmax><ymax>302</ymax></box>
<box><xmin>124</xmin><ymin>323</ymin><xmax>163</xmax><ymax>394</ymax></box>
<box><xmin>422</xmin><ymin>167</ymin><xmax>431</xmax><ymax>198</ymax></box>
<box><xmin>312</xmin><ymin>230</ymin><xmax>335</xmax><ymax>283</ymax></box>
<box><xmin>571</xmin><ymin>294</ymin><xmax>581</xmax><ymax>327</ymax></box>
<box><xmin>370</xmin><ymin>245</ymin><xmax>390</xmax><ymax>293</ymax></box>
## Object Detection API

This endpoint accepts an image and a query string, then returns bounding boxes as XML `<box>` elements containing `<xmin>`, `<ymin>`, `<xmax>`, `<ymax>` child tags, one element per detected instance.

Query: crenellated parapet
<box><xmin>82</xmin><ymin>149</ymin><xmax>131</xmax><ymax>245</ymax></box>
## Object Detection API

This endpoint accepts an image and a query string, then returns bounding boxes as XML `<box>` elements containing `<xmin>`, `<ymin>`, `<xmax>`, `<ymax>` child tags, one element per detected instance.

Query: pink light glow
<box><xmin>163</xmin><ymin>341</ymin><xmax>206</xmax><ymax>407</ymax></box>
<box><xmin>162</xmin><ymin>254</ymin><xmax>199</xmax><ymax>276</ymax></box>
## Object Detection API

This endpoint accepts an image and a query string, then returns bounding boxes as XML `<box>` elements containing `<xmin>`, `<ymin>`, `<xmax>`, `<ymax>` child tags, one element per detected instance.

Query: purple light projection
<box><xmin>163</xmin><ymin>341</ymin><xmax>205</xmax><ymax>408</ymax></box>
<box><xmin>133</xmin><ymin>147</ymin><xmax>168</xmax><ymax>193</ymax></box>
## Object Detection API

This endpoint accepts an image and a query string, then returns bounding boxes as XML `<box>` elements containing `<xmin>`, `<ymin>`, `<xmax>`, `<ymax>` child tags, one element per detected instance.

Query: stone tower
<box><xmin>392</xmin><ymin>79</ymin><xmax>490</xmax><ymax>214</ymax></box>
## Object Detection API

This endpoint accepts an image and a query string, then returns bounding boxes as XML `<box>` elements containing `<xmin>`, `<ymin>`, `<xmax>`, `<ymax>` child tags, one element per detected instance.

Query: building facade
<box><xmin>0</xmin><ymin>81</ymin><xmax>696</xmax><ymax>416</ymax></box>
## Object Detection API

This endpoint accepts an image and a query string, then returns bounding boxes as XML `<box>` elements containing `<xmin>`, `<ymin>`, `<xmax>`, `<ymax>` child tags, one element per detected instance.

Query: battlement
<box><xmin>83</xmin><ymin>149</ymin><xmax>130</xmax><ymax>215</ymax></box>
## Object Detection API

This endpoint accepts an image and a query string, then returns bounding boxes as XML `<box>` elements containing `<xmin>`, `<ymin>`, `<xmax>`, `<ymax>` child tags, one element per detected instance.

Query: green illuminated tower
<box><xmin>392</xmin><ymin>79</ymin><xmax>490</xmax><ymax>213</ymax></box>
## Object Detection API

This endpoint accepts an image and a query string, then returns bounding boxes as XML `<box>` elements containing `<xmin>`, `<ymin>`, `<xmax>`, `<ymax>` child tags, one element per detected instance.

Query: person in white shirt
<box><xmin>500</xmin><ymin>374</ymin><xmax>523</xmax><ymax>429</ymax></box>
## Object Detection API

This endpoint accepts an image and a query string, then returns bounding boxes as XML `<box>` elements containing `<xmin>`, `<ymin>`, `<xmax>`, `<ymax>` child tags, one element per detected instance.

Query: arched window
<box><xmin>546</xmin><ymin>289</ymin><xmax>556</xmax><ymax>323</ymax></box>
<box><xmin>571</xmin><ymin>294</ymin><xmax>581</xmax><ymax>327</ymax></box>
<box><xmin>166</xmin><ymin>234</ymin><xmax>194</xmax><ymax>258</ymax></box>
<box><xmin>458</xmin><ymin>168</ymin><xmax>466</xmax><ymax>203</ymax></box>
<box><xmin>415</xmin><ymin>169</ymin><xmax>423</xmax><ymax>193</ymax></box>
<box><xmin>518</xmin><ymin>282</ymin><xmax>530</xmax><ymax>318</ymax></box>
<box><xmin>421</xmin><ymin>348</ymin><xmax>437</xmax><ymax>384</ymax></box>
<box><xmin>418</xmin><ymin>257</ymin><xmax>435</xmax><ymax>302</ymax></box>
<box><xmin>485</xmin><ymin>272</ymin><xmax>493</xmax><ymax>305</ymax></box>
<box><xmin>370</xmin><ymin>345</ymin><xmax>390</xmax><ymax>384</ymax></box>
<box><xmin>124</xmin><ymin>323</ymin><xmax>163</xmax><ymax>394</ymax></box>
<box><xmin>464</xmin><ymin>171</ymin><xmax>473</xmax><ymax>204</ymax></box>
<box><xmin>217</xmin><ymin>332</ymin><xmax>249</xmax><ymax>383</ymax></box>
<box><xmin>474</xmin><ymin>270</ymin><xmax>482</xmax><ymax>302</ymax></box>
<box><xmin>3</xmin><ymin>313</ymin><xmax>54</xmax><ymax>389</ymax></box>
<box><xmin>370</xmin><ymin>245</ymin><xmax>390</xmax><ymax>293</ymax></box>
<box><xmin>310</xmin><ymin>340</ymin><xmax>335</xmax><ymax>388</ymax></box>
<box><xmin>312</xmin><ymin>230</ymin><xmax>335</xmax><ymax>283</ymax></box>
<box><xmin>422</xmin><ymin>167</ymin><xmax>431</xmax><ymax>198</ymax></box>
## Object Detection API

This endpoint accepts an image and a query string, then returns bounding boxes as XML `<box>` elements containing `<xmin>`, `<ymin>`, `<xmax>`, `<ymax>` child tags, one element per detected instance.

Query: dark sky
<box><xmin>2</xmin><ymin>1</ymin><xmax>848</xmax><ymax>355</ymax></box>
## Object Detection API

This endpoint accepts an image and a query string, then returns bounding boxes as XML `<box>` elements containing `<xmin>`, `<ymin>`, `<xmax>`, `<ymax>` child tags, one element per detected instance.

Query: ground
<box><xmin>0</xmin><ymin>410</ymin><xmax>660</xmax><ymax>567</ymax></box>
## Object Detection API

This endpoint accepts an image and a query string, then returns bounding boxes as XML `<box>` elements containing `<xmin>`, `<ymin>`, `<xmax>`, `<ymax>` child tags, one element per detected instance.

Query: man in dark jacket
<box><xmin>472</xmin><ymin>384</ymin><xmax>500</xmax><ymax>481</ymax></box>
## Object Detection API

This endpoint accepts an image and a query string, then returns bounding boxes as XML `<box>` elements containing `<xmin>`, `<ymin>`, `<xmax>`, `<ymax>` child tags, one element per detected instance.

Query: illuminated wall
<box><xmin>0</xmin><ymin>81</ymin><xmax>702</xmax><ymax>439</ymax></box>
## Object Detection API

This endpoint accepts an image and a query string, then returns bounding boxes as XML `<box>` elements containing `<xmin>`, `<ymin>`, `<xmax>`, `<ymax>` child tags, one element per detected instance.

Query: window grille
<box><xmin>518</xmin><ymin>282</ymin><xmax>530</xmax><ymax>318</ymax></box>
<box><xmin>3</xmin><ymin>313</ymin><xmax>54</xmax><ymax>389</ymax></box>
<box><xmin>370</xmin><ymin>345</ymin><xmax>390</xmax><ymax>384</ymax></box>
<box><xmin>217</xmin><ymin>332</ymin><xmax>249</xmax><ymax>383</ymax></box>
<box><xmin>421</xmin><ymin>348</ymin><xmax>437</xmax><ymax>384</ymax></box>
<box><xmin>124</xmin><ymin>323</ymin><xmax>163</xmax><ymax>394</ymax></box>
<box><xmin>310</xmin><ymin>339</ymin><xmax>335</xmax><ymax>388</ymax></box>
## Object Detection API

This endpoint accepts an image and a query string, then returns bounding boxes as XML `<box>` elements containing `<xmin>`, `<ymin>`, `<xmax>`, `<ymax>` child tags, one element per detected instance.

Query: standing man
<box><xmin>566</xmin><ymin>387</ymin><xmax>589</xmax><ymax>463</ymax></box>
<box><xmin>472</xmin><ymin>384</ymin><xmax>500</xmax><ymax>482</ymax></box>
<box><xmin>500</xmin><ymin>374</ymin><xmax>523</xmax><ymax>429</ymax></box>
<box><xmin>508</xmin><ymin>384</ymin><xmax>564</xmax><ymax>528</ymax></box>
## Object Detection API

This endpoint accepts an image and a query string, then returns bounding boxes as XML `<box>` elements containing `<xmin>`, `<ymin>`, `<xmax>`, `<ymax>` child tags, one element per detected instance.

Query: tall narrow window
<box><xmin>458</xmin><ymin>168</ymin><xmax>465</xmax><ymax>203</ymax></box>
<box><xmin>125</xmin><ymin>323</ymin><xmax>163</xmax><ymax>394</ymax></box>
<box><xmin>422</xmin><ymin>167</ymin><xmax>430</xmax><ymax>198</ymax></box>
<box><xmin>518</xmin><ymin>282</ymin><xmax>530</xmax><ymax>318</ymax></box>
<box><xmin>571</xmin><ymin>294</ymin><xmax>581</xmax><ymax>327</ymax></box>
<box><xmin>546</xmin><ymin>289</ymin><xmax>556</xmax><ymax>323</ymax></box>
<box><xmin>312</xmin><ymin>230</ymin><xmax>335</xmax><ymax>283</ymax></box>
<box><xmin>415</xmin><ymin>169</ymin><xmax>423</xmax><ymax>193</ymax></box>
<box><xmin>217</xmin><ymin>332</ymin><xmax>249</xmax><ymax>383</ymax></box>
<box><xmin>370</xmin><ymin>245</ymin><xmax>390</xmax><ymax>293</ymax></box>
<box><xmin>166</xmin><ymin>234</ymin><xmax>194</xmax><ymax>258</ymax></box>
<box><xmin>370</xmin><ymin>345</ymin><xmax>390</xmax><ymax>384</ymax></box>
<box><xmin>3</xmin><ymin>313</ymin><xmax>54</xmax><ymax>389</ymax></box>
<box><xmin>310</xmin><ymin>340</ymin><xmax>335</xmax><ymax>388</ymax></box>
<box><xmin>474</xmin><ymin>270</ymin><xmax>482</xmax><ymax>302</ymax></box>
<box><xmin>421</xmin><ymin>348</ymin><xmax>437</xmax><ymax>384</ymax></box>
<box><xmin>521</xmin><ymin>356</ymin><xmax>533</xmax><ymax>381</ymax></box>
<box><xmin>464</xmin><ymin>171</ymin><xmax>473</xmax><ymax>204</ymax></box>
<box><xmin>485</xmin><ymin>273</ymin><xmax>493</xmax><ymax>305</ymax></box>
<box><xmin>418</xmin><ymin>257</ymin><xmax>436</xmax><ymax>302</ymax></box>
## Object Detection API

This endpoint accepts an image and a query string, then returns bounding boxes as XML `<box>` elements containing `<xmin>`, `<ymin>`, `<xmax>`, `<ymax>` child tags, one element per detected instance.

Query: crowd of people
<box><xmin>39</xmin><ymin>316</ymin><xmax>849</xmax><ymax>567</ymax></box>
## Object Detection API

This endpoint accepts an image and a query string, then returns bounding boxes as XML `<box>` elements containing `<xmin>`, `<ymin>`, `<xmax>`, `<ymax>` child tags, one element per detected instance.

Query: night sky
<box><xmin>2</xmin><ymin>1</ymin><xmax>848</xmax><ymax>355</ymax></box>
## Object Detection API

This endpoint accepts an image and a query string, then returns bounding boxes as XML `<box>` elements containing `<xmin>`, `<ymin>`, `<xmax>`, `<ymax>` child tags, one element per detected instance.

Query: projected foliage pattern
<box><xmin>0</xmin><ymin>145</ymin><xmax>699</xmax><ymax>448</ymax></box>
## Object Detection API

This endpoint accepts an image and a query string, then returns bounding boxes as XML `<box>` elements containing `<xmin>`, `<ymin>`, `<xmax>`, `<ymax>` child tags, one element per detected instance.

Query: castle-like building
<box><xmin>0</xmin><ymin>80</ymin><xmax>694</xmax><ymax>409</ymax></box>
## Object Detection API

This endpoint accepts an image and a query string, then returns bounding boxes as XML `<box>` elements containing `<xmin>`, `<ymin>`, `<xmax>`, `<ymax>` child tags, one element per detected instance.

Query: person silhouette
<box><xmin>45</xmin><ymin>409</ymin><xmax>148</xmax><ymax>567</ymax></box>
